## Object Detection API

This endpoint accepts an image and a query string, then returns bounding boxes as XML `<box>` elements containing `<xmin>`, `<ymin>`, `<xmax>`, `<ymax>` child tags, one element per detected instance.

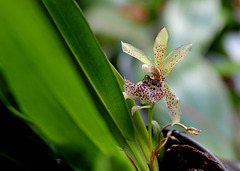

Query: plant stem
<box><xmin>131</xmin><ymin>106</ymin><xmax>152</xmax><ymax>163</ymax></box>
<box><xmin>147</xmin><ymin>103</ymin><xmax>159</xmax><ymax>171</ymax></box>
<box><xmin>151</xmin><ymin>157</ymin><xmax>159</xmax><ymax>171</ymax></box>
<box><xmin>148</xmin><ymin>103</ymin><xmax>155</xmax><ymax>148</ymax></box>
<box><xmin>157</xmin><ymin>123</ymin><xmax>172</xmax><ymax>148</ymax></box>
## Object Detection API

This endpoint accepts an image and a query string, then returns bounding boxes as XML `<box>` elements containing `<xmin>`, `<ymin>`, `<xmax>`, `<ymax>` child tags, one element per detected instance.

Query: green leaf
<box><xmin>113</xmin><ymin>66</ymin><xmax>152</xmax><ymax>166</ymax></box>
<box><xmin>42</xmin><ymin>0</ymin><xmax>150</xmax><ymax>170</ymax></box>
<box><xmin>42</xmin><ymin>0</ymin><xmax>134</xmax><ymax>144</ymax></box>
<box><xmin>0</xmin><ymin>0</ymin><xmax>135</xmax><ymax>170</ymax></box>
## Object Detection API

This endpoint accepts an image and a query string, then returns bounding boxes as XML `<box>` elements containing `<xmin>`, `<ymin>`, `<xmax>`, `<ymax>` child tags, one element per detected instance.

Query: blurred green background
<box><xmin>0</xmin><ymin>0</ymin><xmax>239</xmax><ymax>170</ymax></box>
<box><xmin>79</xmin><ymin>0</ymin><xmax>240</xmax><ymax>160</ymax></box>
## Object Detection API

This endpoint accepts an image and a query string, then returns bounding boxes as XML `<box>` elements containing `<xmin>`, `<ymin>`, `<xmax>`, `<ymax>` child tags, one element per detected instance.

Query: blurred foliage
<box><xmin>82</xmin><ymin>0</ymin><xmax>240</xmax><ymax>160</ymax></box>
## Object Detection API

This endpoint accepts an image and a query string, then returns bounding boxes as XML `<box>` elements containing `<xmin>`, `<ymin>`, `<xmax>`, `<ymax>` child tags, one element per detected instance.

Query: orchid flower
<box><xmin>121</xmin><ymin>28</ymin><xmax>192</xmax><ymax>124</ymax></box>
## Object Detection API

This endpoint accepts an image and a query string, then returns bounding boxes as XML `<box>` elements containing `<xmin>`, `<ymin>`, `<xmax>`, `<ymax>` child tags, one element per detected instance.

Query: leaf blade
<box><xmin>0</xmin><ymin>0</ymin><xmax>135</xmax><ymax>170</ymax></box>
<box><xmin>42</xmin><ymin>0</ymin><xmax>135</xmax><ymax>142</ymax></box>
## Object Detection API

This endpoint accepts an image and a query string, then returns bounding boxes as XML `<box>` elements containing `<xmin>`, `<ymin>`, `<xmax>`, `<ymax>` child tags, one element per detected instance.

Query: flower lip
<box><xmin>142</xmin><ymin>75</ymin><xmax>162</xmax><ymax>88</ymax></box>
<box><xmin>123</xmin><ymin>75</ymin><xmax>165</xmax><ymax>104</ymax></box>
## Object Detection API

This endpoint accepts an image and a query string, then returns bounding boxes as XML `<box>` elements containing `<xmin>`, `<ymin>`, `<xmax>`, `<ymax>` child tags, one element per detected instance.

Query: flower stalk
<box><xmin>148</xmin><ymin>103</ymin><xmax>155</xmax><ymax>149</ymax></box>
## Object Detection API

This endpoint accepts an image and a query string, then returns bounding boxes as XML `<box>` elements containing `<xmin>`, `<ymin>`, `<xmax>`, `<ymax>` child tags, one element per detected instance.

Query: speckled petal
<box><xmin>123</xmin><ymin>77</ymin><xmax>165</xmax><ymax>104</ymax></box>
<box><xmin>121</xmin><ymin>41</ymin><xmax>154</xmax><ymax>66</ymax></box>
<box><xmin>162</xmin><ymin>83</ymin><xmax>181</xmax><ymax>125</ymax></box>
<box><xmin>153</xmin><ymin>28</ymin><xmax>168</xmax><ymax>71</ymax></box>
<box><xmin>163</xmin><ymin>43</ymin><xmax>192</xmax><ymax>79</ymax></box>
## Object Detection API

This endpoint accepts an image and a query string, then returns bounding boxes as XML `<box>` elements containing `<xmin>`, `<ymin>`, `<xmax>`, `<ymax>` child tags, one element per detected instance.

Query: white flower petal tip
<box><xmin>160</xmin><ymin>27</ymin><xmax>168</xmax><ymax>36</ymax></box>
<box><xmin>188</xmin><ymin>43</ymin><xmax>193</xmax><ymax>49</ymax></box>
<box><xmin>121</xmin><ymin>41</ymin><xmax>126</xmax><ymax>49</ymax></box>
<box><xmin>131</xmin><ymin>105</ymin><xmax>151</xmax><ymax>115</ymax></box>
<box><xmin>187</xmin><ymin>44</ymin><xmax>193</xmax><ymax>53</ymax></box>
<box><xmin>157</xmin><ymin>27</ymin><xmax>169</xmax><ymax>39</ymax></box>
<box><xmin>185</xmin><ymin>43</ymin><xmax>193</xmax><ymax>52</ymax></box>
<box><xmin>121</xmin><ymin>41</ymin><xmax>128</xmax><ymax>53</ymax></box>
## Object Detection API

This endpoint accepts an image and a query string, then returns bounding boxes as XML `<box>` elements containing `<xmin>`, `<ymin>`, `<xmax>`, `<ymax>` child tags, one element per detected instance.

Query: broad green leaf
<box><xmin>0</xmin><ymin>69</ymin><xmax>31</xmax><ymax>122</ymax></box>
<box><xmin>42</xmin><ymin>0</ymin><xmax>134</xmax><ymax>143</ymax></box>
<box><xmin>0</xmin><ymin>0</ymin><xmax>135</xmax><ymax>170</ymax></box>
<box><xmin>42</xmin><ymin>1</ymin><xmax>150</xmax><ymax>170</ymax></box>
<box><xmin>113</xmin><ymin>67</ymin><xmax>152</xmax><ymax>167</ymax></box>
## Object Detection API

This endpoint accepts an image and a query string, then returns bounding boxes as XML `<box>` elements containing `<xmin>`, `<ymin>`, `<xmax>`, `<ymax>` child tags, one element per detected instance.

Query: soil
<box><xmin>160</xmin><ymin>130</ymin><xmax>224</xmax><ymax>171</ymax></box>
